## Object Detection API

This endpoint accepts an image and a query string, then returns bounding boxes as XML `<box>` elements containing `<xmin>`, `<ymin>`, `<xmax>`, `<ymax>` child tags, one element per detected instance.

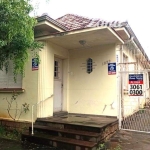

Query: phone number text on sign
<box><xmin>128</xmin><ymin>74</ymin><xmax>143</xmax><ymax>96</ymax></box>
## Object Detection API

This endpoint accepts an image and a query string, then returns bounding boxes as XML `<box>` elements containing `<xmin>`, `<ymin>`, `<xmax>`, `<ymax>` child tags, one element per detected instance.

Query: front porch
<box><xmin>35</xmin><ymin>24</ymin><xmax>124</xmax><ymax>119</ymax></box>
<box><xmin>22</xmin><ymin>114</ymin><xmax>118</xmax><ymax>150</ymax></box>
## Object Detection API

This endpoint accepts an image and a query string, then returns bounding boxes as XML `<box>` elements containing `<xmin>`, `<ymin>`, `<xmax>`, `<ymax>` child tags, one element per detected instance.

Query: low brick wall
<box><xmin>101</xmin><ymin>121</ymin><xmax>119</xmax><ymax>141</ymax></box>
<box><xmin>0</xmin><ymin>119</ymin><xmax>31</xmax><ymax>131</ymax></box>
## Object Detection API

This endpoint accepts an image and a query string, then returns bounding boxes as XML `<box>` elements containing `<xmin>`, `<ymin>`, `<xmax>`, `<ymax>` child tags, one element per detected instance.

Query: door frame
<box><xmin>53</xmin><ymin>57</ymin><xmax>63</xmax><ymax>112</ymax></box>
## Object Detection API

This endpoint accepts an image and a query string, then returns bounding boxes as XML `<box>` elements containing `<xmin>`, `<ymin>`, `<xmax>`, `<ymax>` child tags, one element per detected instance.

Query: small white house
<box><xmin>0</xmin><ymin>14</ymin><xmax>149</xmax><ymax>122</ymax></box>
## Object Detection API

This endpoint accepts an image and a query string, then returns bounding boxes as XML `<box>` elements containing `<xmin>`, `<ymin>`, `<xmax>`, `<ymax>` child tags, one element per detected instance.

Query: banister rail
<box><xmin>31</xmin><ymin>94</ymin><xmax>53</xmax><ymax>135</ymax></box>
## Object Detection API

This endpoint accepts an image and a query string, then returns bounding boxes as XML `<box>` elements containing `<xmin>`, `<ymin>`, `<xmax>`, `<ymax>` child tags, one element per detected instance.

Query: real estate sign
<box><xmin>108</xmin><ymin>63</ymin><xmax>116</xmax><ymax>75</ymax></box>
<box><xmin>32</xmin><ymin>58</ymin><xmax>39</xmax><ymax>71</ymax></box>
<box><xmin>128</xmin><ymin>74</ymin><xmax>143</xmax><ymax>96</ymax></box>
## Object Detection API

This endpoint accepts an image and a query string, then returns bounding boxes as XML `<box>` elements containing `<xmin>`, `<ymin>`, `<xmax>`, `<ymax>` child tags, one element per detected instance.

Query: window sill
<box><xmin>0</xmin><ymin>88</ymin><xmax>25</xmax><ymax>93</ymax></box>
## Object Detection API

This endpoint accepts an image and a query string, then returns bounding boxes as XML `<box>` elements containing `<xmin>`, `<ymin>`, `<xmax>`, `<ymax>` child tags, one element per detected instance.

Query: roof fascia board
<box><xmin>125</xmin><ymin>24</ymin><xmax>149</xmax><ymax>61</ymax></box>
<box><xmin>36</xmin><ymin>15</ymin><xmax>67</xmax><ymax>31</ymax></box>
<box><xmin>35</xmin><ymin>26</ymin><xmax>124</xmax><ymax>44</ymax></box>
<box><xmin>132</xmin><ymin>40</ymin><xmax>138</xmax><ymax>49</ymax></box>
<box><xmin>36</xmin><ymin>21</ymin><xmax>64</xmax><ymax>32</ymax></box>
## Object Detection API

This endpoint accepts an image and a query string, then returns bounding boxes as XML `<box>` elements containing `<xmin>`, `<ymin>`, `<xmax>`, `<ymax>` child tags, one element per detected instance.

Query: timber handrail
<box><xmin>31</xmin><ymin>94</ymin><xmax>53</xmax><ymax>135</ymax></box>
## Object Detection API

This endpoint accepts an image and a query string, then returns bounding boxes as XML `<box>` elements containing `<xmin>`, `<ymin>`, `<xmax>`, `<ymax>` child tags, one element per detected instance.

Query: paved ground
<box><xmin>1</xmin><ymin>130</ymin><xmax>150</xmax><ymax>150</ymax></box>
<box><xmin>0</xmin><ymin>138</ymin><xmax>59</xmax><ymax>150</ymax></box>
<box><xmin>108</xmin><ymin>130</ymin><xmax>150</xmax><ymax>150</ymax></box>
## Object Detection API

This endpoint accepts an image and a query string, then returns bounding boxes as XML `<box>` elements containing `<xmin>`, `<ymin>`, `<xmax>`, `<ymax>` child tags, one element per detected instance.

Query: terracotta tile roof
<box><xmin>56</xmin><ymin>14</ymin><xmax>126</xmax><ymax>31</ymax></box>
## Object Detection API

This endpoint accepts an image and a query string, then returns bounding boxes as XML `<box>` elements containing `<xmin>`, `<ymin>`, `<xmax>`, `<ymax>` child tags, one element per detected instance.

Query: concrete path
<box><xmin>108</xmin><ymin>130</ymin><xmax>150</xmax><ymax>150</ymax></box>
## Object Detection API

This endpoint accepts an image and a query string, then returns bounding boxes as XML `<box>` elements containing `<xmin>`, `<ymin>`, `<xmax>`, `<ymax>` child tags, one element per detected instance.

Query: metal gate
<box><xmin>119</xmin><ymin>69</ymin><xmax>150</xmax><ymax>133</ymax></box>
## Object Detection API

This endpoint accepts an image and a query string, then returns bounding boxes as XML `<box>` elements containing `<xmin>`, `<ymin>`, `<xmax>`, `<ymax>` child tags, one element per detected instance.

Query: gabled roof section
<box><xmin>35</xmin><ymin>15</ymin><xmax>68</xmax><ymax>37</ymax></box>
<box><xmin>56</xmin><ymin>14</ymin><xmax>148</xmax><ymax>61</ymax></box>
<box><xmin>35</xmin><ymin>13</ymin><xmax>148</xmax><ymax>61</ymax></box>
<box><xmin>37</xmin><ymin>15</ymin><xmax>68</xmax><ymax>31</ymax></box>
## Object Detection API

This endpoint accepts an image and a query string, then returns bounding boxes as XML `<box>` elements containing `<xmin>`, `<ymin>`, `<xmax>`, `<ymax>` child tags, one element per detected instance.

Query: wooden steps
<box><xmin>29</xmin><ymin>125</ymin><xmax>100</xmax><ymax>138</ymax></box>
<box><xmin>22</xmin><ymin>132</ymin><xmax>97</xmax><ymax>150</ymax></box>
<box><xmin>22</xmin><ymin>115</ymin><xmax>118</xmax><ymax>149</ymax></box>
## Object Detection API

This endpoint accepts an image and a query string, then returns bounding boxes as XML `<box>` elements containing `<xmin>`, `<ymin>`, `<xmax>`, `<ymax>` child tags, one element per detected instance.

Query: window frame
<box><xmin>0</xmin><ymin>62</ymin><xmax>23</xmax><ymax>92</ymax></box>
<box><xmin>87</xmin><ymin>58</ymin><xmax>93</xmax><ymax>74</ymax></box>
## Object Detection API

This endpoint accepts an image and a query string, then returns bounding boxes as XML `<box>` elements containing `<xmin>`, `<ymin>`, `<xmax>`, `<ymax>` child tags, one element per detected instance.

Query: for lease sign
<box><xmin>108</xmin><ymin>63</ymin><xmax>116</xmax><ymax>75</ymax></box>
<box><xmin>32</xmin><ymin>58</ymin><xmax>39</xmax><ymax>71</ymax></box>
<box><xmin>128</xmin><ymin>74</ymin><xmax>143</xmax><ymax>96</ymax></box>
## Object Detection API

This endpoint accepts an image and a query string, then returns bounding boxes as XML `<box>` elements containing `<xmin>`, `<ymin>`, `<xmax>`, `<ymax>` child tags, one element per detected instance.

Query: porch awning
<box><xmin>36</xmin><ymin>27</ymin><xmax>124</xmax><ymax>50</ymax></box>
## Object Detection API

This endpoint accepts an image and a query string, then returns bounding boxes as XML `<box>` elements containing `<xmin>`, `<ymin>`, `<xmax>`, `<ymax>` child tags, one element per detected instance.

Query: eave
<box><xmin>35</xmin><ymin>27</ymin><xmax>124</xmax><ymax>50</ymax></box>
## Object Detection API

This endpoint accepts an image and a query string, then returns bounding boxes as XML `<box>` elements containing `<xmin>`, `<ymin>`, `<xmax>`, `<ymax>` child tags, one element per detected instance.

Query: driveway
<box><xmin>108</xmin><ymin>130</ymin><xmax>150</xmax><ymax>150</ymax></box>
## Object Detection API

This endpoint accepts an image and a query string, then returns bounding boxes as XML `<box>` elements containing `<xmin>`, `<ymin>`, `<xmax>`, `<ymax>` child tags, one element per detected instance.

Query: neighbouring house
<box><xmin>0</xmin><ymin>14</ymin><xmax>149</xmax><ymax>123</ymax></box>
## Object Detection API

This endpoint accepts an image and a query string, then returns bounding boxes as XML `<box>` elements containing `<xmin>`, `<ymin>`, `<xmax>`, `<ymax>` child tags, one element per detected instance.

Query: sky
<box><xmin>31</xmin><ymin>0</ymin><xmax>150</xmax><ymax>57</ymax></box>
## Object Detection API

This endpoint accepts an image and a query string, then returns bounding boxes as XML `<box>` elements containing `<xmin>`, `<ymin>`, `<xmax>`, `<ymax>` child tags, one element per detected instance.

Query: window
<box><xmin>87</xmin><ymin>58</ymin><xmax>93</xmax><ymax>74</ymax></box>
<box><xmin>0</xmin><ymin>62</ymin><xmax>22</xmax><ymax>89</ymax></box>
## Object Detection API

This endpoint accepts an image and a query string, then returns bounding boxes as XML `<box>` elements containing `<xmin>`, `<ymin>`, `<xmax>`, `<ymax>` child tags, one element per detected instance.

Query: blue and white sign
<box><xmin>32</xmin><ymin>58</ymin><xmax>39</xmax><ymax>71</ymax></box>
<box><xmin>108</xmin><ymin>63</ymin><xmax>116</xmax><ymax>75</ymax></box>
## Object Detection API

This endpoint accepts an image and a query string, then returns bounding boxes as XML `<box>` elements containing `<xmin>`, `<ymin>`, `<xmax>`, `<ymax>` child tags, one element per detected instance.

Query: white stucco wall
<box><xmin>68</xmin><ymin>44</ymin><xmax>117</xmax><ymax>116</ymax></box>
<box><xmin>0</xmin><ymin>40</ymin><xmax>70</xmax><ymax>121</ymax></box>
<box><xmin>0</xmin><ymin>42</ymin><xmax>121</xmax><ymax>121</ymax></box>
<box><xmin>0</xmin><ymin>50</ymin><xmax>39</xmax><ymax>122</ymax></box>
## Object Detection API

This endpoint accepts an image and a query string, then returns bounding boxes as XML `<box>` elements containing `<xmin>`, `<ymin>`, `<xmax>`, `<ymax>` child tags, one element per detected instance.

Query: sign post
<box><xmin>128</xmin><ymin>74</ymin><xmax>143</xmax><ymax>96</ymax></box>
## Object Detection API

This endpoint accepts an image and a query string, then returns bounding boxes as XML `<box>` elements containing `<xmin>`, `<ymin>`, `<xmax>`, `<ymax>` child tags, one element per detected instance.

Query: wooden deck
<box><xmin>37</xmin><ymin>113</ymin><xmax>118</xmax><ymax>128</ymax></box>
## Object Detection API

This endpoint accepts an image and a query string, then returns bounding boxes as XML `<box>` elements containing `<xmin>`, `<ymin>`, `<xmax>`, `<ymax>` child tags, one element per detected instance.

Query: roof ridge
<box><xmin>56</xmin><ymin>13</ymin><xmax>103</xmax><ymax>30</ymax></box>
<box><xmin>56</xmin><ymin>13</ymin><xmax>101</xmax><ymax>21</ymax></box>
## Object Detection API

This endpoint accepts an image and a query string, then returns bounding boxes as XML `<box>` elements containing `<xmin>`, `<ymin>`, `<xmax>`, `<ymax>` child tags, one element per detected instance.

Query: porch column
<box><xmin>37</xmin><ymin>41</ymin><xmax>54</xmax><ymax>118</ymax></box>
<box><xmin>116</xmin><ymin>44</ymin><xmax>123</xmax><ymax>129</ymax></box>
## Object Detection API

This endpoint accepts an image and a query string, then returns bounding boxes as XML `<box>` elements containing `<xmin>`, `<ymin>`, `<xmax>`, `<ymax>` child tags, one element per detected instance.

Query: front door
<box><xmin>54</xmin><ymin>58</ymin><xmax>63</xmax><ymax>112</ymax></box>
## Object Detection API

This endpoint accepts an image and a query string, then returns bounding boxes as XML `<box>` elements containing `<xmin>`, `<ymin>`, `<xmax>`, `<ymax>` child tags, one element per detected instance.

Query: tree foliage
<box><xmin>0</xmin><ymin>0</ymin><xmax>43</xmax><ymax>79</ymax></box>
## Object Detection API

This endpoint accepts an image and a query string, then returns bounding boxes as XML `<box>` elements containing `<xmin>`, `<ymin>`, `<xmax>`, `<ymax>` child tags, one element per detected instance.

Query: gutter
<box><xmin>122</xmin><ymin>23</ymin><xmax>149</xmax><ymax>61</ymax></box>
